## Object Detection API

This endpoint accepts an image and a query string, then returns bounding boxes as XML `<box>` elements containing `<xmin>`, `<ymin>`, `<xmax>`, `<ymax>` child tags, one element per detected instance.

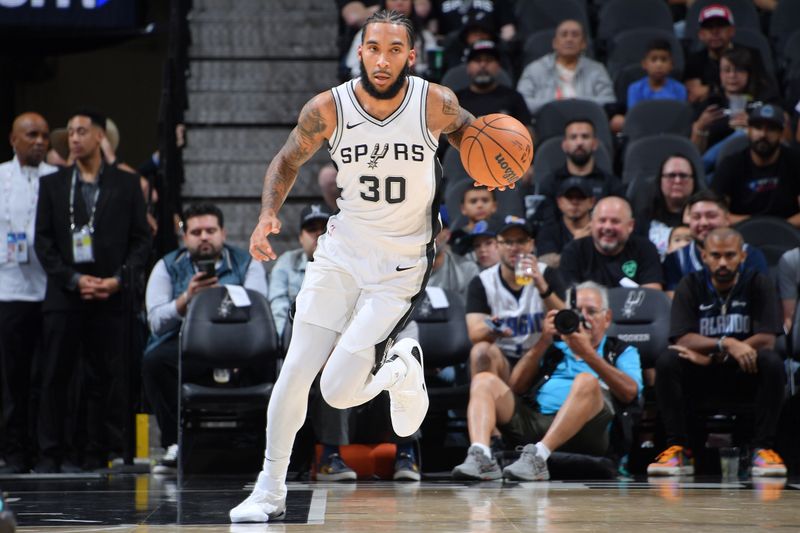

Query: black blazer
<box><xmin>34</xmin><ymin>164</ymin><xmax>152</xmax><ymax>312</ymax></box>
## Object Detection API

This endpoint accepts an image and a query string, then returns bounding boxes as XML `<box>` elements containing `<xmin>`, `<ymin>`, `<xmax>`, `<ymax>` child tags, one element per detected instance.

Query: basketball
<box><xmin>459</xmin><ymin>114</ymin><xmax>533</xmax><ymax>188</ymax></box>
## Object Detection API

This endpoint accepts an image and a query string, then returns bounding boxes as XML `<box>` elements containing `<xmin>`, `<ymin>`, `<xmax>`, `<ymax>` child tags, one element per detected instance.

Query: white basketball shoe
<box><xmin>229</xmin><ymin>472</ymin><xmax>287</xmax><ymax>523</ymax></box>
<box><xmin>387</xmin><ymin>338</ymin><xmax>429</xmax><ymax>437</ymax></box>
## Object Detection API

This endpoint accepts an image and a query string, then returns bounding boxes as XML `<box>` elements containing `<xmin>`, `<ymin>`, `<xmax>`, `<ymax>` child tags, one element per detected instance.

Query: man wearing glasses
<box><xmin>453</xmin><ymin>281</ymin><xmax>642</xmax><ymax>480</ymax></box>
<box><xmin>464</xmin><ymin>216</ymin><xmax>565</xmax><ymax>384</ymax></box>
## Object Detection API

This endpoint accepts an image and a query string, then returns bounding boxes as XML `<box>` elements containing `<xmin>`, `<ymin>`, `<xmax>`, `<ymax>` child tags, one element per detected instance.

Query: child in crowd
<box><xmin>667</xmin><ymin>224</ymin><xmax>692</xmax><ymax>255</ymax></box>
<box><xmin>449</xmin><ymin>188</ymin><xmax>498</xmax><ymax>255</ymax></box>
<box><xmin>627</xmin><ymin>39</ymin><xmax>687</xmax><ymax>110</ymax></box>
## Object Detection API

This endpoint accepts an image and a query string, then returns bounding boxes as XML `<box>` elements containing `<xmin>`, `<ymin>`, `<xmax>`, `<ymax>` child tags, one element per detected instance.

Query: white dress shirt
<box><xmin>0</xmin><ymin>156</ymin><xmax>57</xmax><ymax>302</ymax></box>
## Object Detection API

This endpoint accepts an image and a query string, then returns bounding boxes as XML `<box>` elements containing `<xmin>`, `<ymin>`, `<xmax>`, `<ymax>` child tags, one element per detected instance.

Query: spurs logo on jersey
<box><xmin>478</xmin><ymin>263</ymin><xmax>549</xmax><ymax>358</ymax></box>
<box><xmin>328</xmin><ymin>76</ymin><xmax>441</xmax><ymax>252</ymax></box>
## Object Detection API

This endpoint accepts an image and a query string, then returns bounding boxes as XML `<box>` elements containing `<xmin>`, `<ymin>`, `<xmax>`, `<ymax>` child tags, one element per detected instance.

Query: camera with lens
<box><xmin>553</xmin><ymin>287</ymin><xmax>591</xmax><ymax>335</ymax></box>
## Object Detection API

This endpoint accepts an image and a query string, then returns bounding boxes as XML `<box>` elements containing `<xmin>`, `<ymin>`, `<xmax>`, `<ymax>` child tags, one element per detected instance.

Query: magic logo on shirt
<box><xmin>498</xmin><ymin>312</ymin><xmax>544</xmax><ymax>337</ymax></box>
<box><xmin>747</xmin><ymin>177</ymin><xmax>779</xmax><ymax>193</ymax></box>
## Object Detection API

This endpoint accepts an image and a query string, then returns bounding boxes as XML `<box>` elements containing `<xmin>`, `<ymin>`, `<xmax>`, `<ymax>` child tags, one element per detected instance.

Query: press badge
<box><xmin>13</xmin><ymin>232</ymin><xmax>29</xmax><ymax>264</ymax></box>
<box><xmin>72</xmin><ymin>226</ymin><xmax>95</xmax><ymax>264</ymax></box>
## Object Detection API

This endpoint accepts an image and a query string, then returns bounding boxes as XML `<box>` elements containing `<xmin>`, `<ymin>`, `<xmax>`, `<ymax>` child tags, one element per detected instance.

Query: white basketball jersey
<box><xmin>479</xmin><ymin>262</ymin><xmax>549</xmax><ymax>359</ymax></box>
<box><xmin>327</xmin><ymin>76</ymin><xmax>441</xmax><ymax>254</ymax></box>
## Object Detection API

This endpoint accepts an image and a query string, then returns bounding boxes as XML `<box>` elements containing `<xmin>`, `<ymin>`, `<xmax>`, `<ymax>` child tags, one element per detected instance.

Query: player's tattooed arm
<box><xmin>259</xmin><ymin>93</ymin><xmax>334</xmax><ymax>218</ymax></box>
<box><xmin>433</xmin><ymin>86</ymin><xmax>475</xmax><ymax>151</ymax></box>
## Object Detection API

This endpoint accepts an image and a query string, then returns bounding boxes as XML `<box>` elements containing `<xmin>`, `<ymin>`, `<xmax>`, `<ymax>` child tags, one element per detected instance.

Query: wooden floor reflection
<box><xmin>4</xmin><ymin>475</ymin><xmax>799</xmax><ymax>532</ymax></box>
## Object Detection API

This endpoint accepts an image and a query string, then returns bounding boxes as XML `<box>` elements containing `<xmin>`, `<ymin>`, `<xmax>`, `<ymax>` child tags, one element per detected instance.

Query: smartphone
<box><xmin>196</xmin><ymin>259</ymin><xmax>216</xmax><ymax>279</ymax></box>
<box><xmin>485</xmin><ymin>317</ymin><xmax>506</xmax><ymax>335</ymax></box>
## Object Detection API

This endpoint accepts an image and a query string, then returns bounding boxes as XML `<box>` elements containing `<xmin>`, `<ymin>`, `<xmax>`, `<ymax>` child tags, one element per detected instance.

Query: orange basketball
<box><xmin>459</xmin><ymin>114</ymin><xmax>533</xmax><ymax>188</ymax></box>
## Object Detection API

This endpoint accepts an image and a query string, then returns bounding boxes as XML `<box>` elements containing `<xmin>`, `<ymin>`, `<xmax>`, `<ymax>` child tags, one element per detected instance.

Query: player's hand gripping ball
<box><xmin>460</xmin><ymin>113</ymin><xmax>533</xmax><ymax>189</ymax></box>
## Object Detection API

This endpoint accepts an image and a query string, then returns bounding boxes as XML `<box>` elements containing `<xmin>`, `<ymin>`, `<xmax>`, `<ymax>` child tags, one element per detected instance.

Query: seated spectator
<box><xmin>428</xmin><ymin>0</ymin><xmax>515</xmax><ymax>42</ymax></box>
<box><xmin>662</xmin><ymin>190</ymin><xmax>768</xmax><ymax>295</ymax></box>
<box><xmin>683</xmin><ymin>4</ymin><xmax>766</xmax><ymax>103</ymax></box>
<box><xmin>626</xmin><ymin>39</ymin><xmax>687</xmax><ymax>113</ymax></box>
<box><xmin>649</xmin><ymin>227</ymin><xmax>786</xmax><ymax>478</ymax></box>
<box><xmin>142</xmin><ymin>203</ymin><xmax>268</xmax><ymax>474</ymax></box>
<box><xmin>0</xmin><ymin>112</ymin><xmax>56</xmax><ymax>473</ymax></box>
<box><xmin>317</xmin><ymin>163</ymin><xmax>340</xmax><ymax>213</ymax></box>
<box><xmin>428</xmin><ymin>207</ymin><xmax>480</xmax><ymax>305</ymax></box>
<box><xmin>517</xmin><ymin>20</ymin><xmax>615</xmax><ymax>116</ymax></box>
<box><xmin>691</xmin><ymin>47</ymin><xmax>778</xmax><ymax>170</ymax></box>
<box><xmin>712</xmin><ymin>104</ymin><xmax>800</xmax><ymax>227</ymax></box>
<box><xmin>667</xmin><ymin>224</ymin><xmax>692</xmax><ymax>254</ymax></box>
<box><xmin>452</xmin><ymin>282</ymin><xmax>642</xmax><ymax>480</ymax></box>
<box><xmin>345</xmin><ymin>0</ymin><xmax>438</xmax><ymax>80</ymax></box>
<box><xmin>537</xmin><ymin>119</ymin><xmax>624</xmax><ymax>201</ymax></box>
<box><xmin>449</xmin><ymin>187</ymin><xmax>498</xmax><ymax>255</ymax></box>
<box><xmin>468</xmin><ymin>220</ymin><xmax>501</xmax><ymax>270</ymax></box>
<box><xmin>455</xmin><ymin>40</ymin><xmax>532</xmax><ymax>127</ymax></box>
<box><xmin>776</xmin><ymin>246</ymin><xmax>800</xmax><ymax>332</ymax></box>
<box><xmin>634</xmin><ymin>155</ymin><xmax>699</xmax><ymax>259</ymax></box>
<box><xmin>560</xmin><ymin>197</ymin><xmax>664</xmax><ymax>289</ymax></box>
<box><xmin>465</xmin><ymin>217</ymin><xmax>565</xmax><ymax>383</ymax></box>
<box><xmin>535</xmin><ymin>177</ymin><xmax>595</xmax><ymax>268</ymax></box>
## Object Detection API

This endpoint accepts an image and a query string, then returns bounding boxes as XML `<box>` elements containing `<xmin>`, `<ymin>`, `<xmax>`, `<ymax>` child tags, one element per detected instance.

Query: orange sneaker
<box><xmin>751</xmin><ymin>449</ymin><xmax>787</xmax><ymax>478</ymax></box>
<box><xmin>647</xmin><ymin>445</ymin><xmax>694</xmax><ymax>476</ymax></box>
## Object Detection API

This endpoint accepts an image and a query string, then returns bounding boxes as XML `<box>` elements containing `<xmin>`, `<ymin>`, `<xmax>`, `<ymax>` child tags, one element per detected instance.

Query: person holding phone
<box><xmin>142</xmin><ymin>203</ymin><xmax>267</xmax><ymax>475</ymax></box>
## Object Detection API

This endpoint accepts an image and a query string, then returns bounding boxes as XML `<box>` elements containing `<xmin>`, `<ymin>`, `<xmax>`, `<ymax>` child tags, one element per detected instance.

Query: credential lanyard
<box><xmin>69</xmin><ymin>166</ymin><xmax>101</xmax><ymax>233</ymax></box>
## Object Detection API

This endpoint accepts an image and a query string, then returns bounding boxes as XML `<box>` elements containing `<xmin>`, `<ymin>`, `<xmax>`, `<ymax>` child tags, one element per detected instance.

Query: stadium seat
<box><xmin>521</xmin><ymin>29</ymin><xmax>557</xmax><ymax>68</ymax></box>
<box><xmin>770</xmin><ymin>0</ymin><xmax>800</xmax><ymax>52</ymax></box>
<box><xmin>622</xmin><ymin>134</ymin><xmax>705</xmax><ymax>185</ymax></box>
<box><xmin>440</xmin><ymin>63</ymin><xmax>513</xmax><ymax>93</ymax></box>
<box><xmin>734</xmin><ymin>217</ymin><xmax>800</xmax><ymax>267</ymax></box>
<box><xmin>534</xmin><ymin>99</ymin><xmax>614</xmax><ymax>155</ymax></box>
<box><xmin>621</xmin><ymin>100</ymin><xmax>694</xmax><ymax>144</ymax></box>
<box><xmin>596</xmin><ymin>0</ymin><xmax>674</xmax><ymax>58</ymax></box>
<box><xmin>714</xmin><ymin>134</ymin><xmax>749</xmax><ymax>169</ymax></box>
<box><xmin>731</xmin><ymin>27</ymin><xmax>777</xmax><ymax>80</ymax></box>
<box><xmin>606</xmin><ymin>28</ymin><xmax>685</xmax><ymax>80</ymax></box>
<box><xmin>515</xmin><ymin>0</ymin><xmax>590</xmax><ymax>38</ymax></box>
<box><xmin>178</xmin><ymin>286</ymin><xmax>280</xmax><ymax>475</ymax></box>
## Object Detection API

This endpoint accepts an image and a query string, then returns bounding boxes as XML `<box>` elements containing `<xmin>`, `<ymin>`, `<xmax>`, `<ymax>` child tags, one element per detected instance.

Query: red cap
<box><xmin>698</xmin><ymin>4</ymin><xmax>735</xmax><ymax>26</ymax></box>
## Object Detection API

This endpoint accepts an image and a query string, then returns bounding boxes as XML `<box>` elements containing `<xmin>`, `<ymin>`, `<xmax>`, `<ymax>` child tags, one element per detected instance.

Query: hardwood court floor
<box><xmin>3</xmin><ymin>474</ymin><xmax>799</xmax><ymax>532</ymax></box>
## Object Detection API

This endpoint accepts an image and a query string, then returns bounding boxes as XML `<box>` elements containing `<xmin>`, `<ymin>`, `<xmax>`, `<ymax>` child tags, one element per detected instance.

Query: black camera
<box><xmin>554</xmin><ymin>287</ymin><xmax>590</xmax><ymax>335</ymax></box>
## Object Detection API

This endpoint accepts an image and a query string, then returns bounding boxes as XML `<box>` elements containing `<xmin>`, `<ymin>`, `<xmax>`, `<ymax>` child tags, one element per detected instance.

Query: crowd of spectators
<box><xmin>2</xmin><ymin>0</ymin><xmax>800</xmax><ymax>480</ymax></box>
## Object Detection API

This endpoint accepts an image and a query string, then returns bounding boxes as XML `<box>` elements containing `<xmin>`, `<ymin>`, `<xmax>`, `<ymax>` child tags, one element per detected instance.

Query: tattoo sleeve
<box><xmin>445</xmin><ymin>107</ymin><xmax>476</xmax><ymax>151</ymax></box>
<box><xmin>260</xmin><ymin>100</ymin><xmax>327</xmax><ymax>217</ymax></box>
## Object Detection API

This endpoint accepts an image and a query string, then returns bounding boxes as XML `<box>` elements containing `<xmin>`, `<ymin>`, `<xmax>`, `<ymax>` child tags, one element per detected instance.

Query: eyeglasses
<box><xmin>497</xmin><ymin>238</ymin><xmax>531</xmax><ymax>247</ymax></box>
<box><xmin>662</xmin><ymin>172</ymin><xmax>693</xmax><ymax>181</ymax></box>
<box><xmin>578</xmin><ymin>307</ymin><xmax>606</xmax><ymax>317</ymax></box>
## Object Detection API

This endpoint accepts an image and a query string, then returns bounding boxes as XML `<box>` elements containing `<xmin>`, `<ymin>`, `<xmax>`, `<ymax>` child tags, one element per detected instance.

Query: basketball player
<box><xmin>230</xmin><ymin>10</ymin><xmax>479</xmax><ymax>523</ymax></box>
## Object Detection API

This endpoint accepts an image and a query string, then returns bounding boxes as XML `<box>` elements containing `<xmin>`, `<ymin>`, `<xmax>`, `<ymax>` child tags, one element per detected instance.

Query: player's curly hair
<box><xmin>362</xmin><ymin>9</ymin><xmax>416</xmax><ymax>49</ymax></box>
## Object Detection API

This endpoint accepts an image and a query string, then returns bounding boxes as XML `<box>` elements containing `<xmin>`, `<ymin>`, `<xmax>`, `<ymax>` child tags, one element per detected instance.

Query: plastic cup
<box><xmin>515</xmin><ymin>253</ymin><xmax>534</xmax><ymax>286</ymax></box>
<box><xmin>719</xmin><ymin>447</ymin><xmax>740</xmax><ymax>480</ymax></box>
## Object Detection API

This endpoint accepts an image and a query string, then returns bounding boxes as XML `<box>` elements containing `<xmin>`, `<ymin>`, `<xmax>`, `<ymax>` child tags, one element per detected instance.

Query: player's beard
<box><xmin>359</xmin><ymin>59</ymin><xmax>411</xmax><ymax>100</ymax></box>
<box><xmin>567</xmin><ymin>149</ymin><xmax>592</xmax><ymax>167</ymax></box>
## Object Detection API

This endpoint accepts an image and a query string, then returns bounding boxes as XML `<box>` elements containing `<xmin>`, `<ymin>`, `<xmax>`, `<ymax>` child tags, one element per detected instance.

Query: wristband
<box><xmin>539</xmin><ymin>286</ymin><xmax>553</xmax><ymax>299</ymax></box>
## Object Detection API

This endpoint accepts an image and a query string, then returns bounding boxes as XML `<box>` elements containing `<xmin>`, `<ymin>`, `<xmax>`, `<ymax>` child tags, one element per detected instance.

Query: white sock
<box><xmin>534</xmin><ymin>442</ymin><xmax>551</xmax><ymax>461</ymax></box>
<box><xmin>258</xmin><ymin>459</ymin><xmax>288</xmax><ymax>494</ymax></box>
<box><xmin>472</xmin><ymin>442</ymin><xmax>493</xmax><ymax>459</ymax></box>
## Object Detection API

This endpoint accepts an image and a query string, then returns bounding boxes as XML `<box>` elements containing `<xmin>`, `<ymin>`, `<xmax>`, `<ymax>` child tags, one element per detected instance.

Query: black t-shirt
<box><xmin>535</xmin><ymin>218</ymin><xmax>575</xmax><ymax>256</ymax></box>
<box><xmin>539</xmin><ymin>165</ymin><xmax>625</xmax><ymax>201</ymax></box>
<box><xmin>712</xmin><ymin>146</ymin><xmax>800</xmax><ymax>218</ymax></box>
<box><xmin>432</xmin><ymin>0</ymin><xmax>515</xmax><ymax>36</ymax></box>
<box><xmin>669</xmin><ymin>269</ymin><xmax>781</xmax><ymax>341</ymax></box>
<box><xmin>559</xmin><ymin>234</ymin><xmax>664</xmax><ymax>288</ymax></box>
<box><xmin>455</xmin><ymin>85</ymin><xmax>532</xmax><ymax>127</ymax></box>
<box><xmin>466</xmin><ymin>266</ymin><xmax>566</xmax><ymax>314</ymax></box>
<box><xmin>684</xmin><ymin>44</ymin><xmax>764</xmax><ymax>97</ymax></box>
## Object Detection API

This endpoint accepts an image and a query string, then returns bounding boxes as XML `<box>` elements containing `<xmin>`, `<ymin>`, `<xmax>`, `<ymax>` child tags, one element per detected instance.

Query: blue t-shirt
<box><xmin>536</xmin><ymin>336</ymin><xmax>643</xmax><ymax>415</ymax></box>
<box><xmin>627</xmin><ymin>77</ymin><xmax>687</xmax><ymax>109</ymax></box>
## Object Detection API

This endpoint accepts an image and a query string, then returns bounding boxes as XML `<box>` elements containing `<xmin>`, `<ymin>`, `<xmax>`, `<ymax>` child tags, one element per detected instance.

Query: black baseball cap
<box><xmin>467</xmin><ymin>40</ymin><xmax>501</xmax><ymax>62</ymax></box>
<box><xmin>498</xmin><ymin>215</ymin><xmax>534</xmax><ymax>237</ymax></box>
<box><xmin>557</xmin><ymin>177</ymin><xmax>594</xmax><ymax>198</ymax></box>
<box><xmin>299</xmin><ymin>203</ymin><xmax>332</xmax><ymax>231</ymax></box>
<box><xmin>748</xmin><ymin>103</ymin><xmax>785</xmax><ymax>129</ymax></box>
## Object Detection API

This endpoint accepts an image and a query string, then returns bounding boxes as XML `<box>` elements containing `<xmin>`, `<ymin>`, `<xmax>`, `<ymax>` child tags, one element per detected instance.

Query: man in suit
<box><xmin>34</xmin><ymin>109</ymin><xmax>151</xmax><ymax>472</ymax></box>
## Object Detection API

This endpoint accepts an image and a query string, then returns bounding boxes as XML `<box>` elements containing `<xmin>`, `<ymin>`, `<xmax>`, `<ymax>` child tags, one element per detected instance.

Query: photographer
<box><xmin>452</xmin><ymin>282</ymin><xmax>642</xmax><ymax>481</ymax></box>
<box><xmin>649</xmin><ymin>227</ymin><xmax>786</xmax><ymax>477</ymax></box>
<box><xmin>142</xmin><ymin>203</ymin><xmax>267</xmax><ymax>474</ymax></box>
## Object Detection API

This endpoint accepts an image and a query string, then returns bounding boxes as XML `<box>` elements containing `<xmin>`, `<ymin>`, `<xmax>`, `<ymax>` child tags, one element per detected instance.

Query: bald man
<box><xmin>559</xmin><ymin>196</ymin><xmax>663</xmax><ymax>290</ymax></box>
<box><xmin>650</xmin><ymin>227</ymin><xmax>786</xmax><ymax>477</ymax></box>
<box><xmin>0</xmin><ymin>112</ymin><xmax>57</xmax><ymax>473</ymax></box>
